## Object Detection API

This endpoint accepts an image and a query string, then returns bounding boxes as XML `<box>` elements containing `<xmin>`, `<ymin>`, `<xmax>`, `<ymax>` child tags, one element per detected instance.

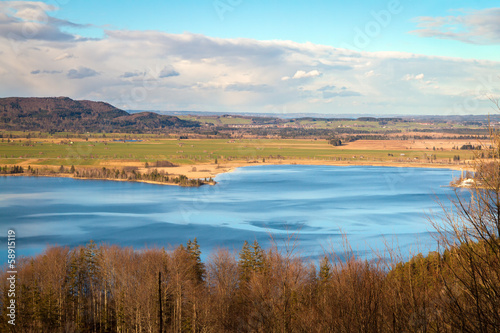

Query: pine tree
<box><xmin>65</xmin><ymin>241</ymin><xmax>102</xmax><ymax>331</ymax></box>
<box><xmin>238</xmin><ymin>241</ymin><xmax>253</xmax><ymax>282</ymax></box>
<box><xmin>186</xmin><ymin>238</ymin><xmax>205</xmax><ymax>283</ymax></box>
<box><xmin>67</xmin><ymin>248</ymin><xmax>86</xmax><ymax>330</ymax></box>
<box><xmin>251</xmin><ymin>240</ymin><xmax>265</xmax><ymax>273</ymax></box>
<box><xmin>318</xmin><ymin>256</ymin><xmax>331</xmax><ymax>284</ymax></box>
<box><xmin>239</xmin><ymin>240</ymin><xmax>265</xmax><ymax>283</ymax></box>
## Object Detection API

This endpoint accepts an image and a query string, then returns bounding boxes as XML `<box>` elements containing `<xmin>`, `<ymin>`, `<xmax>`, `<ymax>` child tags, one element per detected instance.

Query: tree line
<box><xmin>0</xmin><ymin>165</ymin><xmax>213</xmax><ymax>187</ymax></box>
<box><xmin>328</xmin><ymin>134</ymin><xmax>391</xmax><ymax>146</ymax></box>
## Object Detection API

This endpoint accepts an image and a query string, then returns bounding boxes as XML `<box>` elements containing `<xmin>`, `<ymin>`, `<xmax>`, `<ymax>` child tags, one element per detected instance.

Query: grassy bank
<box><xmin>0</xmin><ymin>137</ymin><xmax>477</xmax><ymax>179</ymax></box>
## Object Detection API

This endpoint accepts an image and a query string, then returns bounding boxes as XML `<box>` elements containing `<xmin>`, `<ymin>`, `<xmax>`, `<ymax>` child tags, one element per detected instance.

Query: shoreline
<box><xmin>0</xmin><ymin>173</ymin><xmax>217</xmax><ymax>187</ymax></box>
<box><xmin>2</xmin><ymin>160</ymin><xmax>471</xmax><ymax>186</ymax></box>
<box><xmin>164</xmin><ymin>159</ymin><xmax>471</xmax><ymax>179</ymax></box>
<box><xmin>0</xmin><ymin>173</ymin><xmax>190</xmax><ymax>187</ymax></box>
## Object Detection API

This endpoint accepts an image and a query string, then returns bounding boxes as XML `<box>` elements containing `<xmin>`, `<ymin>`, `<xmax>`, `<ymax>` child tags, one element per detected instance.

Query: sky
<box><xmin>1</xmin><ymin>0</ymin><xmax>500</xmax><ymax>115</ymax></box>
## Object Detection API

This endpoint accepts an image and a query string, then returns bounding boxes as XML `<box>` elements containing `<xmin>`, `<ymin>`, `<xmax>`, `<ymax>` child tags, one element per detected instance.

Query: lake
<box><xmin>0</xmin><ymin>165</ymin><xmax>458</xmax><ymax>264</ymax></box>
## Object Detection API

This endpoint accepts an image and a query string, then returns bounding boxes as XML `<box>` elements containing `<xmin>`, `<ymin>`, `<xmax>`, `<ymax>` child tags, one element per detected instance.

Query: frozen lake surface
<box><xmin>0</xmin><ymin>165</ymin><xmax>457</xmax><ymax>263</ymax></box>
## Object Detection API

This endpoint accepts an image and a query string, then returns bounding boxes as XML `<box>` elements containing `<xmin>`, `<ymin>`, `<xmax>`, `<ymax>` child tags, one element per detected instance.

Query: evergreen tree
<box><xmin>318</xmin><ymin>256</ymin><xmax>331</xmax><ymax>284</ymax></box>
<box><xmin>238</xmin><ymin>240</ymin><xmax>265</xmax><ymax>283</ymax></box>
<box><xmin>238</xmin><ymin>241</ymin><xmax>253</xmax><ymax>282</ymax></box>
<box><xmin>251</xmin><ymin>240</ymin><xmax>265</xmax><ymax>273</ymax></box>
<box><xmin>186</xmin><ymin>238</ymin><xmax>205</xmax><ymax>282</ymax></box>
<box><xmin>66</xmin><ymin>241</ymin><xmax>101</xmax><ymax>331</ymax></box>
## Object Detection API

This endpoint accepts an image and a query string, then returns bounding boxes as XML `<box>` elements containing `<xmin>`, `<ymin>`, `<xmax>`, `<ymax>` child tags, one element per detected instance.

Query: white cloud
<box><xmin>411</xmin><ymin>8</ymin><xmax>500</xmax><ymax>45</ymax></box>
<box><xmin>54</xmin><ymin>53</ymin><xmax>74</xmax><ymax>61</ymax></box>
<box><xmin>0</xmin><ymin>1</ymin><xmax>89</xmax><ymax>42</ymax></box>
<box><xmin>364</xmin><ymin>70</ymin><xmax>378</xmax><ymax>78</ymax></box>
<box><xmin>403</xmin><ymin>73</ymin><xmax>425</xmax><ymax>81</ymax></box>
<box><xmin>282</xmin><ymin>69</ymin><xmax>322</xmax><ymax>81</ymax></box>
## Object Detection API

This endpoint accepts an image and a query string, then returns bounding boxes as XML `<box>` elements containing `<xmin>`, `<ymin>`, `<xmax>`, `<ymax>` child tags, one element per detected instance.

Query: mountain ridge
<box><xmin>0</xmin><ymin>97</ymin><xmax>199</xmax><ymax>132</ymax></box>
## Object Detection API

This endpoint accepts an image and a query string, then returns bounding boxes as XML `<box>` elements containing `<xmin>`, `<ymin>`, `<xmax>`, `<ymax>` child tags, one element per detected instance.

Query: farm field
<box><xmin>172</xmin><ymin>114</ymin><xmax>485</xmax><ymax>132</ymax></box>
<box><xmin>0</xmin><ymin>134</ymin><xmax>482</xmax><ymax>179</ymax></box>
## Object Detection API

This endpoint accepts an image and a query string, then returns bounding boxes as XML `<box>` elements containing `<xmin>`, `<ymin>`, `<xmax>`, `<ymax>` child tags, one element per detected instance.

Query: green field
<box><xmin>0</xmin><ymin>137</ymin><xmax>477</xmax><ymax>168</ymax></box>
<box><xmin>170</xmin><ymin>115</ymin><xmax>483</xmax><ymax>132</ymax></box>
<box><xmin>177</xmin><ymin>115</ymin><xmax>254</xmax><ymax>125</ymax></box>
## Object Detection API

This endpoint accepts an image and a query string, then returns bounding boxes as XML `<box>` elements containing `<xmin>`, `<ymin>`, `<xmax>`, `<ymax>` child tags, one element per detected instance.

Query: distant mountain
<box><xmin>130</xmin><ymin>110</ymin><xmax>500</xmax><ymax>122</ymax></box>
<box><xmin>130</xmin><ymin>110</ymin><xmax>361</xmax><ymax>119</ymax></box>
<box><xmin>0</xmin><ymin>97</ymin><xmax>199</xmax><ymax>132</ymax></box>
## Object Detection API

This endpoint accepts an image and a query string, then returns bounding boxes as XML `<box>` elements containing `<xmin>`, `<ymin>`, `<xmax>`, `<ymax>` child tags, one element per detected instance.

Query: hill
<box><xmin>0</xmin><ymin>97</ymin><xmax>199</xmax><ymax>132</ymax></box>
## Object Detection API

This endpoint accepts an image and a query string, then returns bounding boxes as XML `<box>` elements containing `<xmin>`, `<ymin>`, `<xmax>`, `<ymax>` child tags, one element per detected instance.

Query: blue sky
<box><xmin>53</xmin><ymin>0</ymin><xmax>500</xmax><ymax>60</ymax></box>
<box><xmin>1</xmin><ymin>0</ymin><xmax>500</xmax><ymax>115</ymax></box>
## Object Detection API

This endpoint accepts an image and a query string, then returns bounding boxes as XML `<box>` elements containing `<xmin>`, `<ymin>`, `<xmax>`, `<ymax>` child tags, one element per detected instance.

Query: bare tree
<box><xmin>430</xmin><ymin>99</ymin><xmax>500</xmax><ymax>332</ymax></box>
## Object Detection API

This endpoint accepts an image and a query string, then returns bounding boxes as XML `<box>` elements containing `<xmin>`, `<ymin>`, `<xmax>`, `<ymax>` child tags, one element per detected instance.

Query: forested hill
<box><xmin>0</xmin><ymin>97</ymin><xmax>200</xmax><ymax>132</ymax></box>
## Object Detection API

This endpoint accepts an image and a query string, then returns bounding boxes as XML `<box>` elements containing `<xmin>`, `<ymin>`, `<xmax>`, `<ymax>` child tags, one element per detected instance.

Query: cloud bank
<box><xmin>411</xmin><ymin>8</ymin><xmax>500</xmax><ymax>45</ymax></box>
<box><xmin>1</xmin><ymin>2</ymin><xmax>500</xmax><ymax>115</ymax></box>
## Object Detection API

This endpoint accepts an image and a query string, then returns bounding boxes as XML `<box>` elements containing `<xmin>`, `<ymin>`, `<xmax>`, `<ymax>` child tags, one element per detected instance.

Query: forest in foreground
<box><xmin>1</xmin><ymin>217</ymin><xmax>499</xmax><ymax>333</ymax></box>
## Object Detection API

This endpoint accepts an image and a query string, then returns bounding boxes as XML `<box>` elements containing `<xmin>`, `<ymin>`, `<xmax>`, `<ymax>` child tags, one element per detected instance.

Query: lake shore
<box><xmin>0</xmin><ymin>173</ymin><xmax>195</xmax><ymax>187</ymax></box>
<box><xmin>155</xmin><ymin>159</ymin><xmax>472</xmax><ymax>180</ymax></box>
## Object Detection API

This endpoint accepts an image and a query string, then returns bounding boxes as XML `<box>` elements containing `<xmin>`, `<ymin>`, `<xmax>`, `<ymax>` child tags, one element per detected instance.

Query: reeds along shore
<box><xmin>0</xmin><ymin>164</ymin><xmax>215</xmax><ymax>187</ymax></box>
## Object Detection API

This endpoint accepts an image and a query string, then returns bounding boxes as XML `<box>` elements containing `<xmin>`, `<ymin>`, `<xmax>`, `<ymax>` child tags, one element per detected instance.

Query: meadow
<box><xmin>174</xmin><ymin>114</ymin><xmax>483</xmax><ymax>131</ymax></box>
<box><xmin>0</xmin><ymin>135</ymin><xmax>479</xmax><ymax>172</ymax></box>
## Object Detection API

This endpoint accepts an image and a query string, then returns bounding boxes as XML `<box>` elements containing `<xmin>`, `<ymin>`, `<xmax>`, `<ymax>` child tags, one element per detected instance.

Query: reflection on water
<box><xmin>0</xmin><ymin>165</ymin><xmax>457</xmax><ymax>263</ymax></box>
